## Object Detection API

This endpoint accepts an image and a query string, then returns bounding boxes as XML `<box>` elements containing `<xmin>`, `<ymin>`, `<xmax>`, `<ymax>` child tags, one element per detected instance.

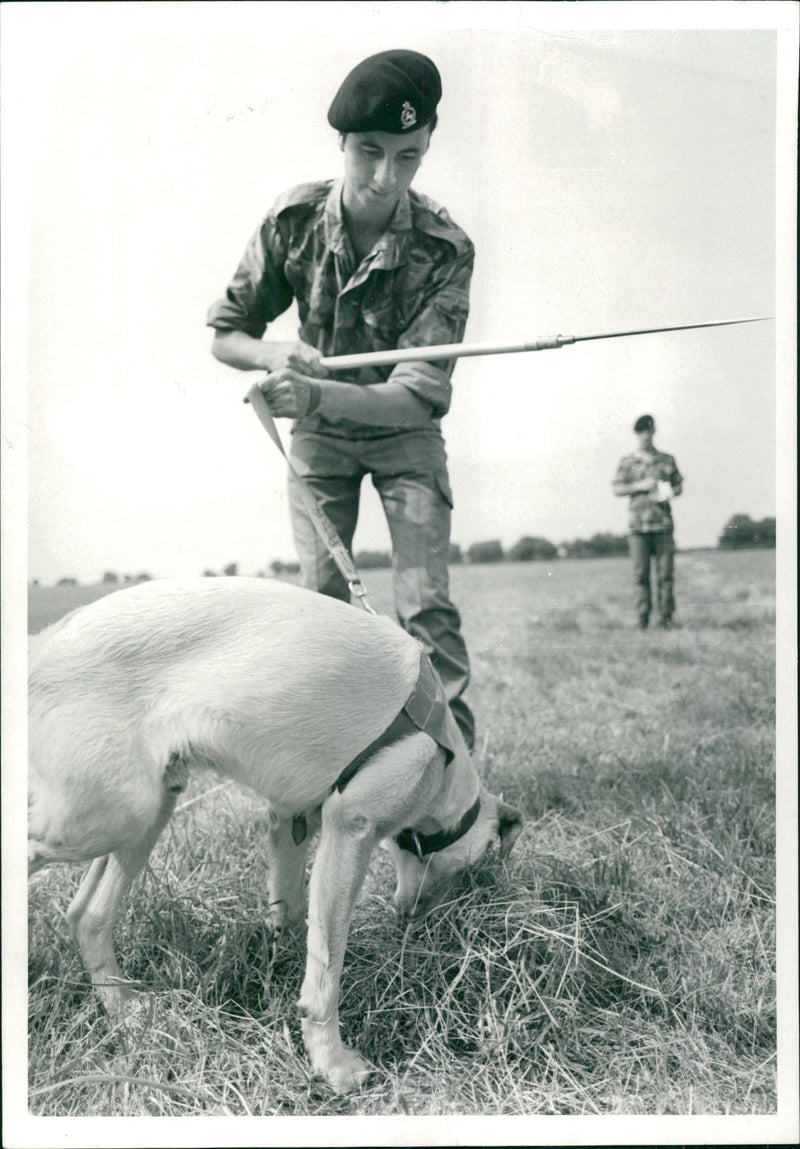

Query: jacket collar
<box><xmin>323</xmin><ymin>179</ymin><xmax>412</xmax><ymax>273</ymax></box>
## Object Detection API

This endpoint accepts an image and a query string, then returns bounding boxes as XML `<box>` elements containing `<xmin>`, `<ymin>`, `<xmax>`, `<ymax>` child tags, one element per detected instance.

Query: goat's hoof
<box><xmin>113</xmin><ymin>990</ymin><xmax>156</xmax><ymax>1030</ymax></box>
<box><xmin>96</xmin><ymin>978</ymin><xmax>144</xmax><ymax>1017</ymax></box>
<box><xmin>395</xmin><ymin>899</ymin><xmax>430</xmax><ymax>927</ymax></box>
<box><xmin>324</xmin><ymin>1049</ymin><xmax>374</xmax><ymax>1094</ymax></box>
<box><xmin>267</xmin><ymin>902</ymin><xmax>305</xmax><ymax>937</ymax></box>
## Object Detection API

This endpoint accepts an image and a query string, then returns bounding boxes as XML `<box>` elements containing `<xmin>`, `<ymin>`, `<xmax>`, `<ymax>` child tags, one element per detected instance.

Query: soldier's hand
<box><xmin>259</xmin><ymin>369</ymin><xmax>323</xmax><ymax>419</ymax></box>
<box><xmin>262</xmin><ymin>341</ymin><xmax>329</xmax><ymax>378</ymax></box>
<box><xmin>288</xmin><ymin>342</ymin><xmax>329</xmax><ymax>378</ymax></box>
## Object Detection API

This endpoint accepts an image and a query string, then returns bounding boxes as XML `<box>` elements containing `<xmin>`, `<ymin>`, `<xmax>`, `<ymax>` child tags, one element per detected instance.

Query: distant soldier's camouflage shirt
<box><xmin>207</xmin><ymin>179</ymin><xmax>474</xmax><ymax>439</ymax></box>
<box><xmin>613</xmin><ymin>450</ymin><xmax>683</xmax><ymax>533</ymax></box>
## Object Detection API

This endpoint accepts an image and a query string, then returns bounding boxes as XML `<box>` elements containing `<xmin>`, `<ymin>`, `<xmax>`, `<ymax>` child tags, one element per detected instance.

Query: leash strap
<box><xmin>246</xmin><ymin>383</ymin><xmax>376</xmax><ymax>614</ymax></box>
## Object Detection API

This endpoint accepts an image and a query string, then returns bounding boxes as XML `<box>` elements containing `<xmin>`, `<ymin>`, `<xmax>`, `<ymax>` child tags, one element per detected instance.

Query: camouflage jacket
<box><xmin>207</xmin><ymin>179</ymin><xmax>474</xmax><ymax>439</ymax></box>
<box><xmin>613</xmin><ymin>449</ymin><xmax>683</xmax><ymax>533</ymax></box>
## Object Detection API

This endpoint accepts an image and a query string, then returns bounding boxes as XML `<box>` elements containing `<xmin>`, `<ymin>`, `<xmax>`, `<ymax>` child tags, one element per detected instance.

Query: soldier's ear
<box><xmin>339</xmin><ymin>132</ymin><xmax>347</xmax><ymax>152</ymax></box>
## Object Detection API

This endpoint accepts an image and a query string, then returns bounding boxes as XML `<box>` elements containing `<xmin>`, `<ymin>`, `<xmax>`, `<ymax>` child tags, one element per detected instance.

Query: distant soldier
<box><xmin>613</xmin><ymin>415</ymin><xmax>684</xmax><ymax>629</ymax></box>
<box><xmin>207</xmin><ymin>50</ymin><xmax>476</xmax><ymax>747</ymax></box>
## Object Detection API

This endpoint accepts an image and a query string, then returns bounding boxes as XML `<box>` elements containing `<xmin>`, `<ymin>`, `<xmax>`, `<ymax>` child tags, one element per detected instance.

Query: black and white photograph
<box><xmin>3</xmin><ymin>1</ymin><xmax>797</xmax><ymax>1145</ymax></box>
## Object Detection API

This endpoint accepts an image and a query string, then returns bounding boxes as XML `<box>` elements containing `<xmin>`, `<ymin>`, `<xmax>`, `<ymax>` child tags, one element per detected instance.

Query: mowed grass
<box><xmin>27</xmin><ymin>550</ymin><xmax>776</xmax><ymax>1116</ymax></box>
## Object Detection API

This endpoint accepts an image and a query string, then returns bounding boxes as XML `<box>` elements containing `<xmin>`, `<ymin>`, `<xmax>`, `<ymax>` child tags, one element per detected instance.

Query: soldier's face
<box><xmin>637</xmin><ymin>428</ymin><xmax>654</xmax><ymax>449</ymax></box>
<box><xmin>340</xmin><ymin>127</ymin><xmax>431</xmax><ymax>221</ymax></box>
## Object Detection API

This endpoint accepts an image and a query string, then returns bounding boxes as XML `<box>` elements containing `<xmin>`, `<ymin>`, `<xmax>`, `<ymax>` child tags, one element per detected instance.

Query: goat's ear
<box><xmin>497</xmin><ymin>802</ymin><xmax>523</xmax><ymax>859</ymax></box>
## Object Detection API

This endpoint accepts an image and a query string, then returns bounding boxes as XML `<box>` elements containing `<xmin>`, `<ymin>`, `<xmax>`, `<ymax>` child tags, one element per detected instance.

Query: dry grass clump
<box><xmin>28</xmin><ymin>790</ymin><xmax>776</xmax><ymax>1115</ymax></box>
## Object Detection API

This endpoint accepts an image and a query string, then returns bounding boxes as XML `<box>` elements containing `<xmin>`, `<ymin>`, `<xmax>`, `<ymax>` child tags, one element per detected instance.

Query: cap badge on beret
<box><xmin>400</xmin><ymin>101</ymin><xmax>417</xmax><ymax>130</ymax></box>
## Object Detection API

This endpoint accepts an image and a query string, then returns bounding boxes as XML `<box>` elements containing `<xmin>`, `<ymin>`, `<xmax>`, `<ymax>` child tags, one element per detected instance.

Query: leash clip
<box><xmin>348</xmin><ymin>579</ymin><xmax>378</xmax><ymax>615</ymax></box>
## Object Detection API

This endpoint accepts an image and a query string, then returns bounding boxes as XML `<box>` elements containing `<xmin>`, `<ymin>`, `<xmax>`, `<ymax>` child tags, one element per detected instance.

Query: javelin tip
<box><xmin>573</xmin><ymin>316</ymin><xmax>773</xmax><ymax>344</ymax></box>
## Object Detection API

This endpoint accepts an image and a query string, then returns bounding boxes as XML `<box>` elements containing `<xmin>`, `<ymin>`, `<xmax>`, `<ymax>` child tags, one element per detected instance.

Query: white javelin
<box><xmin>318</xmin><ymin>317</ymin><xmax>771</xmax><ymax>372</ymax></box>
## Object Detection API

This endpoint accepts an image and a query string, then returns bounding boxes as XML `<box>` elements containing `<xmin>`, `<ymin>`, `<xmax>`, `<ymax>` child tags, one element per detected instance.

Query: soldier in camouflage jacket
<box><xmin>613</xmin><ymin>414</ymin><xmax>684</xmax><ymax>628</ymax></box>
<box><xmin>207</xmin><ymin>50</ymin><xmax>476</xmax><ymax>747</ymax></box>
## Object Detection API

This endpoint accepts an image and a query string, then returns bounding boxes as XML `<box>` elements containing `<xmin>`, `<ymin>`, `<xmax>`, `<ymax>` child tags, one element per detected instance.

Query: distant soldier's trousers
<box><xmin>629</xmin><ymin>530</ymin><xmax>675</xmax><ymax>625</ymax></box>
<box><xmin>287</xmin><ymin>428</ymin><xmax>475</xmax><ymax>749</ymax></box>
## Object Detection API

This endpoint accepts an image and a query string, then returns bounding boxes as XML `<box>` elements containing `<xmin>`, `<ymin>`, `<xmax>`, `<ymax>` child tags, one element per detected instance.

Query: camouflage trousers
<box><xmin>629</xmin><ymin>531</ymin><xmax>675</xmax><ymax>625</ymax></box>
<box><xmin>287</xmin><ymin>428</ymin><xmax>475</xmax><ymax>749</ymax></box>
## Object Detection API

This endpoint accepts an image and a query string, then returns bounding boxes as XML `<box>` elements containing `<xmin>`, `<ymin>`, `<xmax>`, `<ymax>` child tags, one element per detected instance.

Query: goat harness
<box><xmin>291</xmin><ymin>650</ymin><xmax>480</xmax><ymax>856</ymax></box>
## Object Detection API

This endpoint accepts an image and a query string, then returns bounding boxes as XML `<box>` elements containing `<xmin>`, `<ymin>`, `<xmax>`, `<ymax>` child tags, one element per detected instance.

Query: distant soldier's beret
<box><xmin>634</xmin><ymin>414</ymin><xmax>656</xmax><ymax>432</ymax></box>
<box><xmin>328</xmin><ymin>49</ymin><xmax>442</xmax><ymax>134</ymax></box>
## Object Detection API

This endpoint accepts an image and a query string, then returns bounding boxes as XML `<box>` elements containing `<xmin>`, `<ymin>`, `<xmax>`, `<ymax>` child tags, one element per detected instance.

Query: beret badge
<box><xmin>400</xmin><ymin>100</ymin><xmax>417</xmax><ymax>130</ymax></box>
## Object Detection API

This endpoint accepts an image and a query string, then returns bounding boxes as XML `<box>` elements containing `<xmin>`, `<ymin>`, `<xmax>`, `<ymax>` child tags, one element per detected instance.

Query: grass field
<box><xmin>27</xmin><ymin>550</ymin><xmax>777</xmax><ymax>1116</ymax></box>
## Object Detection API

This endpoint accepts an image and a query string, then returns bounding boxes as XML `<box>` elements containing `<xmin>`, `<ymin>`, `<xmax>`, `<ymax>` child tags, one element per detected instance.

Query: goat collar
<box><xmin>395</xmin><ymin>795</ymin><xmax>481</xmax><ymax>858</ymax></box>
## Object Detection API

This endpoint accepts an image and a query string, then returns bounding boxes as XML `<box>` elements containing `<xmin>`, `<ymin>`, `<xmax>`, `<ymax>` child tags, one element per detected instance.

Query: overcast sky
<box><xmin>3</xmin><ymin>2</ymin><xmax>795</xmax><ymax>584</ymax></box>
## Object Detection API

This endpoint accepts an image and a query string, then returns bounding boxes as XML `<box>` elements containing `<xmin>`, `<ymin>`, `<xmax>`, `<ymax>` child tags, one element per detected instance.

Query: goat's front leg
<box><xmin>266</xmin><ymin>806</ymin><xmax>318</xmax><ymax>934</ymax></box>
<box><xmin>298</xmin><ymin>793</ymin><xmax>376</xmax><ymax>1093</ymax></box>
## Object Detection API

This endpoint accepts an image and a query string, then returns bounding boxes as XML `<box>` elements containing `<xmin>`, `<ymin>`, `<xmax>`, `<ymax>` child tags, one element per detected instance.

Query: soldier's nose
<box><xmin>372</xmin><ymin>160</ymin><xmax>396</xmax><ymax>191</ymax></box>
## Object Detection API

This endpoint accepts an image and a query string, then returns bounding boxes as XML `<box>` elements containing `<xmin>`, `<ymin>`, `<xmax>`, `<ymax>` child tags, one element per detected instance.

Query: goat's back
<box><xmin>29</xmin><ymin>578</ymin><xmax>422</xmax><ymax>810</ymax></box>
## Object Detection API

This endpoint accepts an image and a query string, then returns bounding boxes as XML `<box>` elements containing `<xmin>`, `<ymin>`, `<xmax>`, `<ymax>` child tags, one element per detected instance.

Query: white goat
<box><xmin>28</xmin><ymin>576</ymin><xmax>522</xmax><ymax>1092</ymax></box>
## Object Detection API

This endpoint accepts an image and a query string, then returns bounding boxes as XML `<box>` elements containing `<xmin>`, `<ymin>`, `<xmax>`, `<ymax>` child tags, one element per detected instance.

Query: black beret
<box><xmin>634</xmin><ymin>414</ymin><xmax>656</xmax><ymax>432</ymax></box>
<box><xmin>328</xmin><ymin>49</ymin><xmax>441</xmax><ymax>134</ymax></box>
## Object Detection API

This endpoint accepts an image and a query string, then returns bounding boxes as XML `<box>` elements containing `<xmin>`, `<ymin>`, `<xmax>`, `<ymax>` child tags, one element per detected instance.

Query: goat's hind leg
<box><xmin>66</xmin><ymin>791</ymin><xmax>179</xmax><ymax>1016</ymax></box>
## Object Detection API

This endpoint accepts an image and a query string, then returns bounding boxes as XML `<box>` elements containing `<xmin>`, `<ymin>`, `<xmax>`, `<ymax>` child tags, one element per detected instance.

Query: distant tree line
<box><xmin>458</xmin><ymin>517</ymin><xmax>776</xmax><ymax>565</ymax></box>
<box><xmin>717</xmin><ymin>514</ymin><xmax>776</xmax><ymax>550</ymax></box>
<box><xmin>459</xmin><ymin>533</ymin><xmax>626</xmax><ymax>564</ymax></box>
<box><xmin>39</xmin><ymin>512</ymin><xmax>775</xmax><ymax>586</ymax></box>
<box><xmin>101</xmin><ymin>571</ymin><xmax>153</xmax><ymax>584</ymax></box>
<box><xmin>55</xmin><ymin>572</ymin><xmax>153</xmax><ymax>586</ymax></box>
<box><xmin>353</xmin><ymin>550</ymin><xmax>392</xmax><ymax>569</ymax></box>
<box><xmin>560</xmin><ymin>533</ymin><xmax>629</xmax><ymax>559</ymax></box>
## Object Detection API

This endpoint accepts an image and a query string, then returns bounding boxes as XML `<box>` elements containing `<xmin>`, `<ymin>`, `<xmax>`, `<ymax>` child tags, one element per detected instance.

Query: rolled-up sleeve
<box><xmin>206</xmin><ymin>215</ymin><xmax>295</xmax><ymax>337</ymax></box>
<box><xmin>613</xmin><ymin>458</ymin><xmax>631</xmax><ymax>490</ymax></box>
<box><xmin>388</xmin><ymin>246</ymin><xmax>474</xmax><ymax>417</ymax></box>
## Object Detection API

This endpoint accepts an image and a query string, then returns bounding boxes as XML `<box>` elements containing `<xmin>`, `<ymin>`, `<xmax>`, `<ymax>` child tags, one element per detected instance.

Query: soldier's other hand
<box><xmin>259</xmin><ymin>369</ymin><xmax>322</xmax><ymax>419</ymax></box>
